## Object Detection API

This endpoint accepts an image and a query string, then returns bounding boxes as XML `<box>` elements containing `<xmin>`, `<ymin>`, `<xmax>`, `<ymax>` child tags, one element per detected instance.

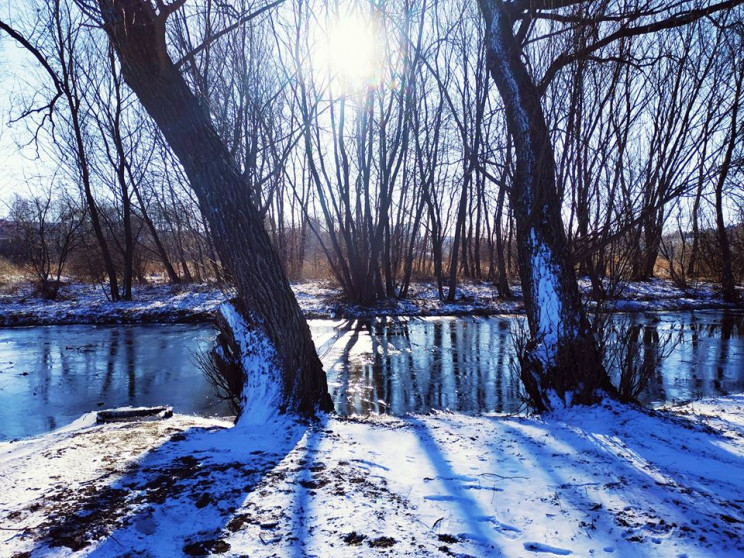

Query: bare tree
<box><xmin>83</xmin><ymin>0</ymin><xmax>332</xmax><ymax>417</ymax></box>
<box><xmin>475</xmin><ymin>0</ymin><xmax>743</xmax><ymax>410</ymax></box>
<box><xmin>713</xmin><ymin>24</ymin><xmax>743</xmax><ymax>301</ymax></box>
<box><xmin>9</xmin><ymin>187</ymin><xmax>85</xmax><ymax>299</ymax></box>
<box><xmin>1</xmin><ymin>0</ymin><xmax>123</xmax><ymax>300</ymax></box>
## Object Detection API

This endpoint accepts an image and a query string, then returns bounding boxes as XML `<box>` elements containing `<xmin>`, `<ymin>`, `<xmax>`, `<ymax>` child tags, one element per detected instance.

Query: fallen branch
<box><xmin>96</xmin><ymin>406</ymin><xmax>173</xmax><ymax>423</ymax></box>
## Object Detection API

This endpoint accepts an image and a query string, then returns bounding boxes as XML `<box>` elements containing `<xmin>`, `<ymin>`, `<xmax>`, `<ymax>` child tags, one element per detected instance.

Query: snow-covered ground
<box><xmin>0</xmin><ymin>283</ymin><xmax>226</xmax><ymax>326</ymax></box>
<box><xmin>0</xmin><ymin>278</ymin><xmax>740</xmax><ymax>326</ymax></box>
<box><xmin>1</xmin><ymin>396</ymin><xmax>743</xmax><ymax>557</ymax></box>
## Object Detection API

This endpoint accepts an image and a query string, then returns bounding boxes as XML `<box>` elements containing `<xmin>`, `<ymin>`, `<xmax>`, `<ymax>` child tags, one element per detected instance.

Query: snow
<box><xmin>529</xmin><ymin>228</ymin><xmax>564</xmax><ymax>365</ymax></box>
<box><xmin>0</xmin><ymin>282</ymin><xmax>226</xmax><ymax>326</ymax></box>
<box><xmin>218</xmin><ymin>302</ymin><xmax>283</xmax><ymax>425</ymax></box>
<box><xmin>0</xmin><ymin>278</ymin><xmax>739</xmax><ymax>326</ymax></box>
<box><xmin>2</xmin><ymin>396</ymin><xmax>744</xmax><ymax>557</ymax></box>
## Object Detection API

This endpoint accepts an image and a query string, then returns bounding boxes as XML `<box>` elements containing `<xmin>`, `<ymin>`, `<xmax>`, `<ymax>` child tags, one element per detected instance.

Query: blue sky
<box><xmin>0</xmin><ymin>32</ymin><xmax>50</xmax><ymax>215</ymax></box>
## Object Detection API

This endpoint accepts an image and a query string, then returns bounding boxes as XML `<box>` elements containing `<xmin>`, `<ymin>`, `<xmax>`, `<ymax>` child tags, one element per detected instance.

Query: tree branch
<box><xmin>538</xmin><ymin>0</ymin><xmax>744</xmax><ymax>95</ymax></box>
<box><xmin>175</xmin><ymin>0</ymin><xmax>285</xmax><ymax>70</ymax></box>
<box><xmin>0</xmin><ymin>19</ymin><xmax>63</xmax><ymax>93</ymax></box>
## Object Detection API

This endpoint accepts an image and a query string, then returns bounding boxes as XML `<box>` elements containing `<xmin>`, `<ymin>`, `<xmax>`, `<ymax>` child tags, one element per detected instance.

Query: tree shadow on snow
<box><xmin>404</xmin><ymin>404</ymin><xmax>744</xmax><ymax>557</ymax></box>
<box><xmin>492</xmin><ymin>404</ymin><xmax>744</xmax><ymax>555</ymax></box>
<box><xmin>407</xmin><ymin>416</ymin><xmax>507</xmax><ymax>557</ymax></box>
<box><xmin>287</xmin><ymin>423</ymin><xmax>325</xmax><ymax>558</ymax></box>
<box><xmin>30</xmin><ymin>417</ymin><xmax>312</xmax><ymax>556</ymax></box>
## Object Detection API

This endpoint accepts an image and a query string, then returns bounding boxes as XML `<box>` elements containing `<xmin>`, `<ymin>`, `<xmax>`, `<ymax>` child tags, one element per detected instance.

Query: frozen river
<box><xmin>1</xmin><ymin>310</ymin><xmax>742</xmax><ymax>440</ymax></box>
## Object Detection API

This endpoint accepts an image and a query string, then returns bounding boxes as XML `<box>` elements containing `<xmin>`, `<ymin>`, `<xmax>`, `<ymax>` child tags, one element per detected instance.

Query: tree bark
<box><xmin>97</xmin><ymin>0</ymin><xmax>332</xmax><ymax>416</ymax></box>
<box><xmin>714</xmin><ymin>60</ymin><xmax>741</xmax><ymax>303</ymax></box>
<box><xmin>494</xmin><ymin>180</ymin><xmax>512</xmax><ymax>299</ymax></box>
<box><xmin>478</xmin><ymin>0</ymin><xmax>616</xmax><ymax>411</ymax></box>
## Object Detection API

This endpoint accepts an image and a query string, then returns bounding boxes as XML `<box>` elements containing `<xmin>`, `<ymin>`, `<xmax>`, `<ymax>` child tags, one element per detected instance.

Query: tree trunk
<box><xmin>478</xmin><ymin>0</ymin><xmax>616</xmax><ymax>411</ymax></box>
<box><xmin>715</xmin><ymin>62</ymin><xmax>741</xmax><ymax>303</ymax></box>
<box><xmin>447</xmin><ymin>172</ymin><xmax>470</xmax><ymax>302</ymax></box>
<box><xmin>494</xmin><ymin>181</ymin><xmax>511</xmax><ymax>299</ymax></box>
<box><xmin>74</xmin><ymin>112</ymin><xmax>121</xmax><ymax>302</ymax></box>
<box><xmin>687</xmin><ymin>169</ymin><xmax>704</xmax><ymax>279</ymax></box>
<box><xmin>98</xmin><ymin>0</ymin><xmax>331</xmax><ymax>416</ymax></box>
<box><xmin>130</xmin><ymin>178</ymin><xmax>181</xmax><ymax>283</ymax></box>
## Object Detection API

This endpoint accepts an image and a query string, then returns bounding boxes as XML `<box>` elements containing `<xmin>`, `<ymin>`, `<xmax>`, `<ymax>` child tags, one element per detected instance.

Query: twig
<box><xmin>175</xmin><ymin>0</ymin><xmax>285</xmax><ymax>70</ymax></box>
<box><xmin>480</xmin><ymin>472</ymin><xmax>529</xmax><ymax>480</ymax></box>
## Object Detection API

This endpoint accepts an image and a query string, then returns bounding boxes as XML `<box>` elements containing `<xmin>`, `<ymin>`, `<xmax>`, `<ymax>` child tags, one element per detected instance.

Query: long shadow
<box><xmin>289</xmin><ymin>419</ymin><xmax>326</xmax><ymax>558</ymax></box>
<box><xmin>496</xmin><ymin>417</ymin><xmax>648</xmax><ymax>556</ymax></box>
<box><xmin>407</xmin><ymin>416</ymin><xmax>505</xmax><ymax>557</ymax></box>
<box><xmin>493</xmin><ymin>403</ymin><xmax>744</xmax><ymax>555</ymax></box>
<box><xmin>314</xmin><ymin>319</ymin><xmax>356</xmax><ymax>361</ymax></box>
<box><xmin>31</xmin><ymin>417</ymin><xmax>309</xmax><ymax>556</ymax></box>
<box><xmin>573</xmin><ymin>404</ymin><xmax>744</xmax><ymax>498</ymax></box>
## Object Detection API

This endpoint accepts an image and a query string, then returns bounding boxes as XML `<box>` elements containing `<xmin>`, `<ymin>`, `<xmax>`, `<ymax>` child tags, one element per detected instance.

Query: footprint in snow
<box><xmin>523</xmin><ymin>541</ymin><xmax>572</xmax><ymax>555</ymax></box>
<box><xmin>424</xmin><ymin>494</ymin><xmax>468</xmax><ymax>502</ymax></box>
<box><xmin>351</xmin><ymin>458</ymin><xmax>390</xmax><ymax>471</ymax></box>
<box><xmin>478</xmin><ymin>515</ymin><xmax>521</xmax><ymax>539</ymax></box>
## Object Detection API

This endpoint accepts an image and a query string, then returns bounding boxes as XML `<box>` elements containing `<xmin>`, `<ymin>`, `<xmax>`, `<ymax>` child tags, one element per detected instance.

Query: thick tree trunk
<box><xmin>640</xmin><ymin>217</ymin><xmax>663</xmax><ymax>281</ymax></box>
<box><xmin>478</xmin><ymin>0</ymin><xmax>616</xmax><ymax>411</ymax></box>
<box><xmin>98</xmin><ymin>0</ymin><xmax>331</xmax><ymax>416</ymax></box>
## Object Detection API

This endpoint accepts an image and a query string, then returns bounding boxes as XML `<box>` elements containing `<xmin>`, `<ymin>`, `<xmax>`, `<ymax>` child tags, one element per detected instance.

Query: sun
<box><xmin>314</xmin><ymin>14</ymin><xmax>381</xmax><ymax>91</ymax></box>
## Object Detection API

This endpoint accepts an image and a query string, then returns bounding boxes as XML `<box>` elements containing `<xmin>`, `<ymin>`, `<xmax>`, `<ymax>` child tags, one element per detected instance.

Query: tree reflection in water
<box><xmin>320</xmin><ymin>312</ymin><xmax>744</xmax><ymax>415</ymax></box>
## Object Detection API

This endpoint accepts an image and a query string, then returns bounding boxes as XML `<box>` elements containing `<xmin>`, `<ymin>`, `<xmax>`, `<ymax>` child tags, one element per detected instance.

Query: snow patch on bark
<box><xmin>529</xmin><ymin>229</ymin><xmax>563</xmax><ymax>365</ymax></box>
<box><xmin>487</xmin><ymin>10</ymin><xmax>535</xmax><ymax>197</ymax></box>
<box><xmin>487</xmin><ymin>11</ymin><xmax>530</xmax><ymax>141</ymax></box>
<box><xmin>219</xmin><ymin>302</ymin><xmax>283</xmax><ymax>425</ymax></box>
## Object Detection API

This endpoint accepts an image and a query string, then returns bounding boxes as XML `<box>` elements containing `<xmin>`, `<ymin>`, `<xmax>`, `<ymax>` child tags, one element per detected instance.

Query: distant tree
<box><xmin>713</xmin><ymin>29</ymin><xmax>743</xmax><ymax>302</ymax></box>
<box><xmin>9</xmin><ymin>188</ymin><xmax>85</xmax><ymax>299</ymax></box>
<box><xmin>1</xmin><ymin>1</ymin><xmax>123</xmax><ymax>301</ymax></box>
<box><xmin>289</xmin><ymin>0</ymin><xmax>424</xmax><ymax>304</ymax></box>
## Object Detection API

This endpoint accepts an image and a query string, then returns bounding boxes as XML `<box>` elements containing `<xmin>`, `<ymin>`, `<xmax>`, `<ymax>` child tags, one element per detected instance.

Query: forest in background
<box><xmin>0</xmin><ymin>0</ymin><xmax>742</xmax><ymax>305</ymax></box>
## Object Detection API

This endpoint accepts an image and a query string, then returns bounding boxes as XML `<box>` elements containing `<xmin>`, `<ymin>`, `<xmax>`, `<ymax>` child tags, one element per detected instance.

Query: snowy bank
<box><xmin>2</xmin><ymin>396</ymin><xmax>743</xmax><ymax>557</ymax></box>
<box><xmin>0</xmin><ymin>283</ymin><xmax>225</xmax><ymax>327</ymax></box>
<box><xmin>1</xmin><ymin>278</ymin><xmax>741</xmax><ymax>326</ymax></box>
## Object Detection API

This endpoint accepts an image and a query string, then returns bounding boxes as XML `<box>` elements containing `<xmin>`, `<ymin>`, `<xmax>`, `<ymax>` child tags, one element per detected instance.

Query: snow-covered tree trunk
<box><xmin>478</xmin><ymin>0</ymin><xmax>616</xmax><ymax>411</ymax></box>
<box><xmin>97</xmin><ymin>0</ymin><xmax>332</xmax><ymax>417</ymax></box>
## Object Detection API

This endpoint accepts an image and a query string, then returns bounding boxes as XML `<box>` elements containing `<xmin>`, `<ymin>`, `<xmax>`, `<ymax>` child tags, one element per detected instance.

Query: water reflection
<box><xmin>312</xmin><ymin>311</ymin><xmax>744</xmax><ymax>415</ymax></box>
<box><xmin>1</xmin><ymin>311</ymin><xmax>742</xmax><ymax>440</ymax></box>
<box><xmin>0</xmin><ymin>324</ymin><xmax>230</xmax><ymax>441</ymax></box>
<box><xmin>315</xmin><ymin>316</ymin><xmax>524</xmax><ymax>415</ymax></box>
<box><xmin>646</xmin><ymin>311</ymin><xmax>744</xmax><ymax>405</ymax></box>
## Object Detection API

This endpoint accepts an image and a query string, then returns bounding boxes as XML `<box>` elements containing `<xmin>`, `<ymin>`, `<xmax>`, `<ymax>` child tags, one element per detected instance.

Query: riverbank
<box><xmin>1</xmin><ymin>396</ymin><xmax>743</xmax><ymax>557</ymax></box>
<box><xmin>0</xmin><ymin>278</ymin><xmax>741</xmax><ymax>326</ymax></box>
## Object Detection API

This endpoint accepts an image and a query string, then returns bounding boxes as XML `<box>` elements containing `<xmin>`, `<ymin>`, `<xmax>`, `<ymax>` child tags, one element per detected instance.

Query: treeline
<box><xmin>2</xmin><ymin>0</ymin><xmax>743</xmax><ymax>303</ymax></box>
